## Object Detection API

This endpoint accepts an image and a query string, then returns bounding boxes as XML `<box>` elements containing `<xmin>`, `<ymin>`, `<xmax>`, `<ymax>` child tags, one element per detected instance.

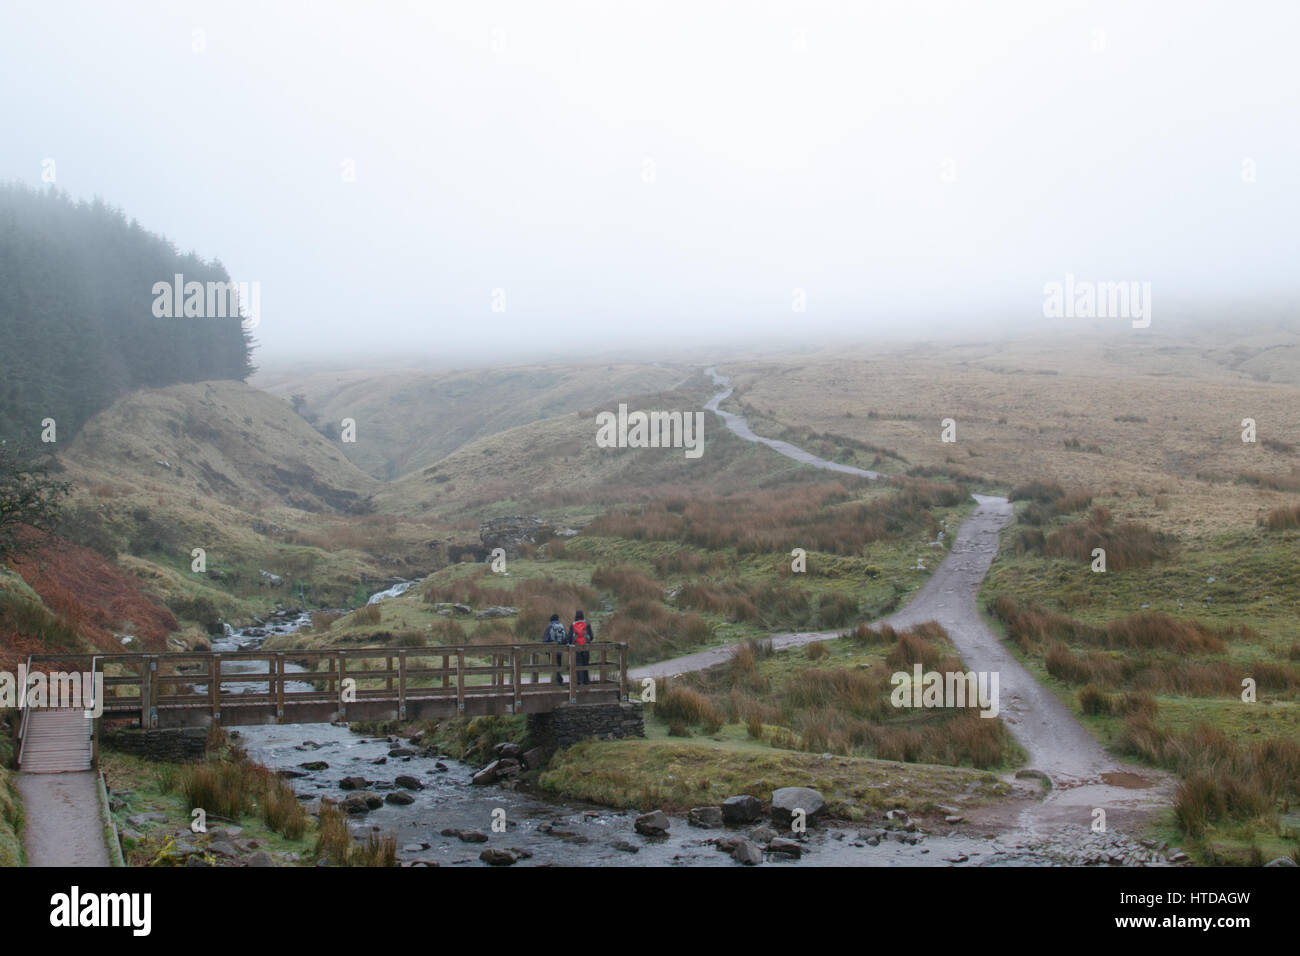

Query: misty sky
<box><xmin>3</xmin><ymin>0</ymin><xmax>1298</xmax><ymax>365</ymax></box>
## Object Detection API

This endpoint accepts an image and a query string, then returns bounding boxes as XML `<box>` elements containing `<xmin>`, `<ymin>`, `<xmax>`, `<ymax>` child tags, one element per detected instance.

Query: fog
<box><xmin>3</xmin><ymin>0</ymin><xmax>1297</xmax><ymax>365</ymax></box>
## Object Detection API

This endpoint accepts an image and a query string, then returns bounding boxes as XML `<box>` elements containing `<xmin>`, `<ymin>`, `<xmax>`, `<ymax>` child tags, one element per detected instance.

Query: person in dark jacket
<box><xmin>543</xmin><ymin>613</ymin><xmax>567</xmax><ymax>684</ymax></box>
<box><xmin>568</xmin><ymin>611</ymin><xmax>594</xmax><ymax>685</ymax></box>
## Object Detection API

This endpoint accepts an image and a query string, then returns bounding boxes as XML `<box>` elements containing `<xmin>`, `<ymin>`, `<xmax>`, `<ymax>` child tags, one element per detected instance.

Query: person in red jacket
<box><xmin>568</xmin><ymin>610</ymin><xmax>594</xmax><ymax>685</ymax></box>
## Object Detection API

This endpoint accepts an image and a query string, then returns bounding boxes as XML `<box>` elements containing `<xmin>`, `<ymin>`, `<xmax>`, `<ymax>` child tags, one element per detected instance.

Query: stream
<box><xmin>218</xmin><ymin>595</ymin><xmax>1025</xmax><ymax>865</ymax></box>
<box><xmin>221</xmin><ymin>378</ymin><xmax>1173</xmax><ymax>866</ymax></box>
<box><xmin>234</xmin><ymin>720</ymin><xmax>1053</xmax><ymax>867</ymax></box>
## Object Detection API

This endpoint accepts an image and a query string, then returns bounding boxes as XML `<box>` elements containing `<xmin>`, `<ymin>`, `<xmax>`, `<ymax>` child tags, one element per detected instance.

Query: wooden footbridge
<box><xmin>18</xmin><ymin>643</ymin><xmax>630</xmax><ymax>754</ymax></box>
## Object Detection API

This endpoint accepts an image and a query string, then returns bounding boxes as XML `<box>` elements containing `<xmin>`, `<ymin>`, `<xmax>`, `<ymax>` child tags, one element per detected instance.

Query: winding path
<box><xmin>635</xmin><ymin>366</ymin><xmax>1172</xmax><ymax>836</ymax></box>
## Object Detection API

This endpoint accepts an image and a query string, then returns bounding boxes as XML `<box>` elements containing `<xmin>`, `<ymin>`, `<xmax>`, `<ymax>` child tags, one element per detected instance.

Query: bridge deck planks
<box><xmin>19</xmin><ymin>708</ymin><xmax>93</xmax><ymax>773</ymax></box>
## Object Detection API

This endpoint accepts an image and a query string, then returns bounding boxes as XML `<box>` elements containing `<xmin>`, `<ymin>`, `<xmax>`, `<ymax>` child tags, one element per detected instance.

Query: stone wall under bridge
<box><xmin>526</xmin><ymin>700</ymin><xmax>645</xmax><ymax>751</ymax></box>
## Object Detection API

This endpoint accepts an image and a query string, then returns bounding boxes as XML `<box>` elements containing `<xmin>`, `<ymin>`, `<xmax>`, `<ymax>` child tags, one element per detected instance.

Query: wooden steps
<box><xmin>19</xmin><ymin>708</ymin><xmax>93</xmax><ymax>773</ymax></box>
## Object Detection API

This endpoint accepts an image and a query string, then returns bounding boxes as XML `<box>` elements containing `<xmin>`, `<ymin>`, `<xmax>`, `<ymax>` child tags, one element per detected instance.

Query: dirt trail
<box><xmin>16</xmin><ymin>771</ymin><xmax>113</xmax><ymax>866</ymax></box>
<box><xmin>634</xmin><ymin>367</ymin><xmax>1173</xmax><ymax>841</ymax></box>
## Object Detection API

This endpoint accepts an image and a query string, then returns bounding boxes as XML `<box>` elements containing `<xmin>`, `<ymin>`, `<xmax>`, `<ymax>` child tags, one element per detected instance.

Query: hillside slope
<box><xmin>373</xmin><ymin>378</ymin><xmax>837</xmax><ymax>520</ymax></box>
<box><xmin>256</xmin><ymin>362</ymin><xmax>686</xmax><ymax>479</ymax></box>
<box><xmin>59</xmin><ymin>380</ymin><xmax>378</xmax><ymax>513</ymax></box>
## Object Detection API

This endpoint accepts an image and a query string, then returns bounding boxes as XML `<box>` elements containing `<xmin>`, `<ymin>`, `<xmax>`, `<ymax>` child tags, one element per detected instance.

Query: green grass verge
<box><xmin>537</xmin><ymin>735</ymin><xmax>1009</xmax><ymax>821</ymax></box>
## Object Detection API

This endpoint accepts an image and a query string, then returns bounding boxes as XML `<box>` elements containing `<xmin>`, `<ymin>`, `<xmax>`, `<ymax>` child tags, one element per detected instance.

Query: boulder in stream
<box><xmin>471</xmin><ymin>758</ymin><xmax>521</xmax><ymax>785</ymax></box>
<box><xmin>634</xmin><ymin>810</ymin><xmax>670</xmax><ymax>836</ymax></box>
<box><xmin>721</xmin><ymin>794</ymin><xmax>762</xmax><ymax>824</ymax></box>
<box><xmin>342</xmin><ymin>795</ymin><xmax>369</xmax><ymax>814</ymax></box>
<box><xmin>767</xmin><ymin>837</ymin><xmax>803</xmax><ymax>858</ymax></box>
<box><xmin>770</xmin><ymin>787</ymin><xmax>826</xmax><ymax>826</ymax></box>
<box><xmin>731</xmin><ymin>840</ymin><xmax>763</xmax><ymax>865</ymax></box>
<box><xmin>688</xmin><ymin>806</ymin><xmax>723</xmax><ymax>829</ymax></box>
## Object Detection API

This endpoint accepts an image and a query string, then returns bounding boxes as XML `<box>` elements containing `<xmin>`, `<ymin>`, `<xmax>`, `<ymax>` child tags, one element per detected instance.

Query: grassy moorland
<box><xmin>981</xmin><ymin>486</ymin><xmax>1300</xmax><ymax>864</ymax></box>
<box><xmin>12</xmin><ymin>324</ymin><xmax>1300</xmax><ymax>863</ymax></box>
<box><xmin>269</xmin><ymin>476</ymin><xmax>972</xmax><ymax>667</ymax></box>
<box><xmin>539</xmin><ymin>730</ymin><xmax>1010</xmax><ymax>822</ymax></box>
<box><xmin>716</xmin><ymin>329</ymin><xmax>1300</xmax><ymax>863</ymax></box>
<box><xmin>255</xmin><ymin>361</ymin><xmax>686</xmax><ymax>480</ymax></box>
<box><xmin>646</xmin><ymin>623</ymin><xmax>1020</xmax><ymax>768</ymax></box>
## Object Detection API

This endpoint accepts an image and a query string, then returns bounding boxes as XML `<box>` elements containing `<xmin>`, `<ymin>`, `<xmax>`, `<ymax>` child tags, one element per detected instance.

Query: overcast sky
<box><xmin>3</xmin><ymin>0</ymin><xmax>1297</xmax><ymax>366</ymax></box>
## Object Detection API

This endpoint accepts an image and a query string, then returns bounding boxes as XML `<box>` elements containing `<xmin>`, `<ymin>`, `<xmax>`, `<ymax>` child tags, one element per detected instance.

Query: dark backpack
<box><xmin>572</xmin><ymin>620</ymin><xmax>588</xmax><ymax>646</ymax></box>
<box><xmin>545</xmin><ymin>621</ymin><xmax>567</xmax><ymax>644</ymax></box>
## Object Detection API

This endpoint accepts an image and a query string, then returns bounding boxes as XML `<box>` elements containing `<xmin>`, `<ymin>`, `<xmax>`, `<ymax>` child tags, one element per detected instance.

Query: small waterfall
<box><xmin>366</xmin><ymin>579</ymin><xmax>419</xmax><ymax>605</ymax></box>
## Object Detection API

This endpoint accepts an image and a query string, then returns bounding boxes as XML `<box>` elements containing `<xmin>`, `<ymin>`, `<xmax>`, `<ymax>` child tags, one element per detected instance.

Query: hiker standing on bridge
<box><xmin>543</xmin><ymin>613</ymin><xmax>568</xmax><ymax>684</ymax></box>
<box><xmin>569</xmin><ymin>610</ymin><xmax>593</xmax><ymax>685</ymax></box>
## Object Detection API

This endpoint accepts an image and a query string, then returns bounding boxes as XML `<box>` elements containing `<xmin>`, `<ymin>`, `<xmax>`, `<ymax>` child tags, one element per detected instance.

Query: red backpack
<box><xmin>572</xmin><ymin>620</ymin><xmax>588</xmax><ymax>646</ymax></box>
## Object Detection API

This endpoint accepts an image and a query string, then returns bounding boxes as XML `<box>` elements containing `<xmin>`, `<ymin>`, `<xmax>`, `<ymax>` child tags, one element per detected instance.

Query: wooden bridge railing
<box><xmin>24</xmin><ymin>642</ymin><xmax>629</xmax><ymax>728</ymax></box>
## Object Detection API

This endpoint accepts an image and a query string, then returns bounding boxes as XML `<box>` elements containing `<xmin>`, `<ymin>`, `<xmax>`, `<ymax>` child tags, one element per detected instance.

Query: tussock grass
<box><xmin>1043</xmin><ymin>506</ymin><xmax>1175</xmax><ymax>570</ymax></box>
<box><xmin>1077</xmin><ymin>684</ymin><xmax>1112</xmax><ymax>715</ymax></box>
<box><xmin>989</xmin><ymin>596</ymin><xmax>1231</xmax><ymax>656</ymax></box>
<box><xmin>845</xmin><ymin>622</ymin><xmax>896</xmax><ymax>646</ymax></box>
<box><xmin>312</xmin><ymin>800</ymin><xmax>399</xmax><ymax>866</ymax></box>
<box><xmin>591</xmin><ymin>565</ymin><xmax>662</xmax><ymax>603</ymax></box>
<box><xmin>587</xmin><ymin>479</ymin><xmax>965</xmax><ymax>556</ymax></box>
<box><xmin>1259</xmin><ymin>503</ymin><xmax>1300</xmax><ymax>530</ymax></box>
<box><xmin>313</xmin><ymin>801</ymin><xmax>352</xmax><ymax>864</ymax></box>
<box><xmin>653</xmin><ymin>687</ymin><xmax>725</xmax><ymax>733</ymax></box>
<box><xmin>424</xmin><ymin>570</ymin><xmax>598</xmax><ymax>615</ymax></box>
<box><xmin>179</xmin><ymin>742</ymin><xmax>307</xmax><ymax>840</ymax></box>
<box><xmin>885</xmin><ymin>631</ymin><xmax>938</xmax><ymax>670</ymax></box>
<box><xmin>349</xmin><ymin>605</ymin><xmax>381</xmax><ymax>626</ymax></box>
<box><xmin>1239</xmin><ymin>469</ymin><xmax>1300</xmax><ymax>493</ymax></box>
<box><xmin>602</xmin><ymin>600</ymin><xmax>713</xmax><ymax>663</ymax></box>
<box><xmin>1118</xmin><ymin>719</ymin><xmax>1300</xmax><ymax>837</ymax></box>
<box><xmin>654</xmin><ymin>624</ymin><xmax>1017</xmax><ymax>770</ymax></box>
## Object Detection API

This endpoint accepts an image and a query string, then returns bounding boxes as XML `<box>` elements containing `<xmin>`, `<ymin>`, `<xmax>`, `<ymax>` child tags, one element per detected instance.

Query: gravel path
<box><xmin>16</xmin><ymin>771</ymin><xmax>112</xmax><ymax>867</ymax></box>
<box><xmin>636</xmin><ymin>368</ymin><xmax>1173</xmax><ymax>829</ymax></box>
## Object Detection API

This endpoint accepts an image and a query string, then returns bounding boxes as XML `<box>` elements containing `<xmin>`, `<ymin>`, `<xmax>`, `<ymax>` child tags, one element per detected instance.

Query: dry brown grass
<box><xmin>1118</xmin><ymin>718</ymin><xmax>1300</xmax><ymax>836</ymax></box>
<box><xmin>663</xmin><ymin>623</ymin><xmax>1016</xmax><ymax>769</ymax></box>
<box><xmin>602</xmin><ymin>600</ymin><xmax>712</xmax><ymax>663</ymax></box>
<box><xmin>180</xmin><ymin>752</ymin><xmax>306</xmax><ymax>840</ymax></box>
<box><xmin>715</xmin><ymin>333</ymin><xmax>1300</xmax><ymax>536</ymax></box>
<box><xmin>653</xmin><ymin>687</ymin><xmax>725</xmax><ymax>732</ymax></box>
<box><xmin>590</xmin><ymin>565</ymin><xmax>663</xmax><ymax>603</ymax></box>
<box><xmin>989</xmin><ymin>595</ymin><xmax>1229</xmax><ymax>656</ymax></box>
<box><xmin>313</xmin><ymin>800</ymin><xmax>398</xmax><ymax>866</ymax></box>
<box><xmin>1042</xmin><ymin>506</ymin><xmax>1176</xmax><ymax>570</ymax></box>
<box><xmin>586</xmin><ymin>478</ymin><xmax>964</xmax><ymax>556</ymax></box>
<box><xmin>1259</xmin><ymin>503</ymin><xmax>1300</xmax><ymax>530</ymax></box>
